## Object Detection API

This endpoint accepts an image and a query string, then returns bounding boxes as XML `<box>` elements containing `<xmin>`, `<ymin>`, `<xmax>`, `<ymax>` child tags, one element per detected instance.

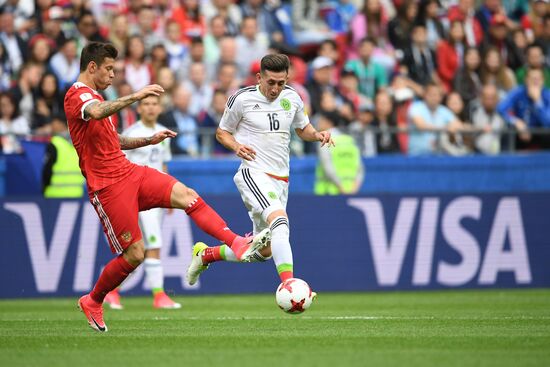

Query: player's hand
<box><xmin>149</xmin><ymin>129</ymin><xmax>177</xmax><ymax>145</ymax></box>
<box><xmin>317</xmin><ymin>131</ymin><xmax>335</xmax><ymax>147</ymax></box>
<box><xmin>235</xmin><ymin>144</ymin><xmax>256</xmax><ymax>161</ymax></box>
<box><xmin>135</xmin><ymin>84</ymin><xmax>165</xmax><ymax>100</ymax></box>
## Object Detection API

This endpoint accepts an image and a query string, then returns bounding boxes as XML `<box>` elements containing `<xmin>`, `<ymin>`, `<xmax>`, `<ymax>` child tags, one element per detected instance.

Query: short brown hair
<box><xmin>80</xmin><ymin>42</ymin><xmax>118</xmax><ymax>72</ymax></box>
<box><xmin>260</xmin><ymin>54</ymin><xmax>290</xmax><ymax>74</ymax></box>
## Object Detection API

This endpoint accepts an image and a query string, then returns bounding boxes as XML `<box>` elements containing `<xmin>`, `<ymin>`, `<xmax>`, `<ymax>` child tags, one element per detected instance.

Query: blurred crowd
<box><xmin>0</xmin><ymin>0</ymin><xmax>549</xmax><ymax>156</ymax></box>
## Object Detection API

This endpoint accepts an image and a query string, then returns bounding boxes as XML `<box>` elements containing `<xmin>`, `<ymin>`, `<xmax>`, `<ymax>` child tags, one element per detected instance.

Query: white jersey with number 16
<box><xmin>219</xmin><ymin>85</ymin><xmax>309</xmax><ymax>178</ymax></box>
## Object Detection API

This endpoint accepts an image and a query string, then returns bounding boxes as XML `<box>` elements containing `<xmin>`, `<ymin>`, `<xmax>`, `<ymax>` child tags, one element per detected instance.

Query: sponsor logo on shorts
<box><xmin>149</xmin><ymin>235</ymin><xmax>157</xmax><ymax>243</ymax></box>
<box><xmin>121</xmin><ymin>231</ymin><xmax>132</xmax><ymax>243</ymax></box>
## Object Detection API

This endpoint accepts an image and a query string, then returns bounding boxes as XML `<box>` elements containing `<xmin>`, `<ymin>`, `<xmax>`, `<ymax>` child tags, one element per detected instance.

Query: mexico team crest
<box><xmin>280</xmin><ymin>98</ymin><xmax>291</xmax><ymax>111</ymax></box>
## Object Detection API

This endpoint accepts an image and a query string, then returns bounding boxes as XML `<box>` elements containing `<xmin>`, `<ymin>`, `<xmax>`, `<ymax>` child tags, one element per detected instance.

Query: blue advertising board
<box><xmin>1</xmin><ymin>194</ymin><xmax>549</xmax><ymax>298</ymax></box>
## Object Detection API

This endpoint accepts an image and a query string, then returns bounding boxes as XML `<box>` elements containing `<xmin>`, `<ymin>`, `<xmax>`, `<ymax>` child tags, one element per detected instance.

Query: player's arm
<box><xmin>83</xmin><ymin>84</ymin><xmax>165</xmax><ymax>120</ymax></box>
<box><xmin>295</xmin><ymin>123</ymin><xmax>334</xmax><ymax>147</ymax></box>
<box><xmin>119</xmin><ymin>130</ymin><xmax>177</xmax><ymax>150</ymax></box>
<box><xmin>216</xmin><ymin>127</ymin><xmax>256</xmax><ymax>161</ymax></box>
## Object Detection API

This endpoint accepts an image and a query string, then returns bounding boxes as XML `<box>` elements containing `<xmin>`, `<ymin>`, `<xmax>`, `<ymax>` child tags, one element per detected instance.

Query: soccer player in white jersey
<box><xmin>104</xmin><ymin>95</ymin><xmax>181</xmax><ymax>309</ymax></box>
<box><xmin>186</xmin><ymin>53</ymin><xmax>334</xmax><ymax>286</ymax></box>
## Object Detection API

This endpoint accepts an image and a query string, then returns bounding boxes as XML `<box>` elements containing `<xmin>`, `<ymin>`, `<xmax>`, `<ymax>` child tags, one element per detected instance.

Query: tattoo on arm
<box><xmin>84</xmin><ymin>94</ymin><xmax>138</xmax><ymax>120</ymax></box>
<box><xmin>119</xmin><ymin>135</ymin><xmax>152</xmax><ymax>150</ymax></box>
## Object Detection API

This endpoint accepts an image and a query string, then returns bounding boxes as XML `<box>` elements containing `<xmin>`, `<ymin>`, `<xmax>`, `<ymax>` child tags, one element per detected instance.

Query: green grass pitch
<box><xmin>1</xmin><ymin>289</ymin><xmax>549</xmax><ymax>367</ymax></box>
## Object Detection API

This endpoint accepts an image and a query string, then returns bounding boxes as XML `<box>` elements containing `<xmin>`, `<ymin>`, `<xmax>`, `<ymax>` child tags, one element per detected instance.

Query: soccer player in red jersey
<box><xmin>67</xmin><ymin>42</ymin><xmax>270</xmax><ymax>332</ymax></box>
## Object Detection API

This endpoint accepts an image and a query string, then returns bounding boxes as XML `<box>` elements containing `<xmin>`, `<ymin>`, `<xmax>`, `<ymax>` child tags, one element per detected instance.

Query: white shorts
<box><xmin>233</xmin><ymin>168</ymin><xmax>289</xmax><ymax>234</ymax></box>
<box><xmin>139</xmin><ymin>207</ymin><xmax>163</xmax><ymax>250</ymax></box>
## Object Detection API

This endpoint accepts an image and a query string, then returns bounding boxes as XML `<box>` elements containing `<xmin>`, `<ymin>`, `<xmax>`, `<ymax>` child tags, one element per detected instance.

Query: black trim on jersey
<box><xmin>242</xmin><ymin>168</ymin><xmax>269</xmax><ymax>209</ymax></box>
<box><xmin>284</xmin><ymin>85</ymin><xmax>296</xmax><ymax>92</ymax></box>
<box><xmin>227</xmin><ymin>86</ymin><xmax>256</xmax><ymax>109</ymax></box>
<box><xmin>270</xmin><ymin>217</ymin><xmax>288</xmax><ymax>231</ymax></box>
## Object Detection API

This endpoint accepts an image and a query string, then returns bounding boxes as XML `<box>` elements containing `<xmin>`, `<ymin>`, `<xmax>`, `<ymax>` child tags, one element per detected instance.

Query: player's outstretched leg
<box><xmin>186</xmin><ymin>236</ymin><xmax>272</xmax><ymax>286</ymax></box>
<box><xmin>172</xmin><ymin>182</ymin><xmax>271</xmax><ymax>261</ymax></box>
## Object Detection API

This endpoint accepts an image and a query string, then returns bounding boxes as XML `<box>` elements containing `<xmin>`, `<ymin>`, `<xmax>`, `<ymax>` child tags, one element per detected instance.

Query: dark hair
<box><xmin>320</xmin><ymin>39</ymin><xmax>337</xmax><ymax>50</ymax></box>
<box><xmin>526</xmin><ymin>43</ymin><xmax>543</xmax><ymax>55</ymax></box>
<box><xmin>260</xmin><ymin>54</ymin><xmax>290</xmax><ymax>74</ymax></box>
<box><xmin>0</xmin><ymin>92</ymin><xmax>21</xmax><ymax>120</ymax></box>
<box><xmin>79</xmin><ymin>42</ymin><xmax>118</xmax><ymax>71</ymax></box>
<box><xmin>359</xmin><ymin>36</ymin><xmax>377</xmax><ymax>46</ymax></box>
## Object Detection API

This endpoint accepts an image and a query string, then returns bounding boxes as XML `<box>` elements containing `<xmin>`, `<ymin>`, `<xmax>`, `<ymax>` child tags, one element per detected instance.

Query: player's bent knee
<box><xmin>170</xmin><ymin>182</ymin><xmax>199</xmax><ymax>209</ymax></box>
<box><xmin>123</xmin><ymin>241</ymin><xmax>145</xmax><ymax>266</ymax></box>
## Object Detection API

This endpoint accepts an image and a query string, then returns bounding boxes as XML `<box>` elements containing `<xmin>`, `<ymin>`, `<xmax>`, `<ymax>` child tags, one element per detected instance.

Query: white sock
<box><xmin>269</xmin><ymin>216</ymin><xmax>293</xmax><ymax>271</ymax></box>
<box><xmin>144</xmin><ymin>258</ymin><xmax>163</xmax><ymax>292</ymax></box>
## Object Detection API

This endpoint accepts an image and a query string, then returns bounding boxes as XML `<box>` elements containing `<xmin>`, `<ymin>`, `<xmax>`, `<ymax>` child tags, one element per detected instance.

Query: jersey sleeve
<box><xmin>291</xmin><ymin>93</ymin><xmax>310</xmax><ymax>130</ymax></box>
<box><xmin>67</xmin><ymin>84</ymin><xmax>102</xmax><ymax>122</ymax></box>
<box><xmin>162</xmin><ymin>139</ymin><xmax>172</xmax><ymax>163</ymax></box>
<box><xmin>219</xmin><ymin>92</ymin><xmax>244</xmax><ymax>133</ymax></box>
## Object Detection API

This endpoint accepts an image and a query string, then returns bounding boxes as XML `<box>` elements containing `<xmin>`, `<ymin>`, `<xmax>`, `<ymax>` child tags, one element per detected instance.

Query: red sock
<box><xmin>280</xmin><ymin>271</ymin><xmax>293</xmax><ymax>282</ymax></box>
<box><xmin>201</xmin><ymin>246</ymin><xmax>223</xmax><ymax>264</ymax></box>
<box><xmin>90</xmin><ymin>255</ymin><xmax>136</xmax><ymax>303</ymax></box>
<box><xmin>185</xmin><ymin>197</ymin><xmax>238</xmax><ymax>245</ymax></box>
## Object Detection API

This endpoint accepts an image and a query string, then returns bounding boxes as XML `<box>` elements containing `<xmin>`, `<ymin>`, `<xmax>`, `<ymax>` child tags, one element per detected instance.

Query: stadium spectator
<box><xmin>349</xmin><ymin>100</ymin><xmax>376</xmax><ymax>156</ymax></box>
<box><xmin>471</xmin><ymin>84</ymin><xmax>506</xmax><ymax>154</ymax></box>
<box><xmin>453</xmin><ymin>47</ymin><xmax>483</xmax><ymax>109</ymax></box>
<box><xmin>108</xmin><ymin>14</ymin><xmax>130</xmax><ymax>58</ymax></box>
<box><xmin>28</xmin><ymin>34</ymin><xmax>55</xmax><ymax>65</ymax></box>
<box><xmin>344</xmin><ymin>37</ymin><xmax>388</xmax><ymax>101</ymax></box>
<box><xmin>417</xmin><ymin>0</ymin><xmax>446</xmax><ymax>50</ymax></box>
<box><xmin>317</xmin><ymin>39</ymin><xmax>343</xmax><ymax>84</ymax></box>
<box><xmin>0</xmin><ymin>41</ymin><xmax>12</xmax><ymax>91</ymax></box>
<box><xmin>240</xmin><ymin>0</ymin><xmax>283</xmax><ymax>41</ymax></box>
<box><xmin>211</xmin><ymin>35</ymin><xmax>240</xmax><ymax>80</ymax></box>
<box><xmin>0</xmin><ymin>10</ymin><xmax>27</xmax><ymax>73</ymax></box>
<box><xmin>33</xmin><ymin>72</ymin><xmax>64</xmax><ymax>131</ymax></box>
<box><xmin>75</xmin><ymin>11</ymin><xmax>105</xmax><ymax>54</ymax></box>
<box><xmin>42</xmin><ymin>114</ymin><xmax>84</xmax><ymax>198</ymax></box>
<box><xmin>49</xmin><ymin>38</ymin><xmax>80</xmax><ymax>91</ymax></box>
<box><xmin>476</xmin><ymin>0</ymin><xmax>512</xmax><ymax>33</ymax></box>
<box><xmin>520</xmin><ymin>0</ymin><xmax>548</xmax><ymax>43</ymax></box>
<box><xmin>203</xmin><ymin>14</ymin><xmax>227</xmax><ymax>64</ymax></box>
<box><xmin>480</xmin><ymin>46</ymin><xmax>517</xmax><ymax>98</ymax></box>
<box><xmin>170</xmin><ymin>0</ymin><xmax>207</xmax><ymax>44</ymax></box>
<box><xmin>497</xmin><ymin>67</ymin><xmax>550</xmax><ymax>148</ymax></box>
<box><xmin>201</xmin><ymin>0</ymin><xmax>242</xmax><ymax>36</ymax></box>
<box><xmin>40</xmin><ymin>7</ymin><xmax>68</xmax><ymax>48</ymax></box>
<box><xmin>515</xmin><ymin>43</ymin><xmax>550</xmax><ymax>87</ymax></box>
<box><xmin>370</xmin><ymin>90</ymin><xmax>401</xmax><ymax>154</ymax></box>
<box><xmin>235</xmin><ymin>16</ymin><xmax>268</xmax><ymax>80</ymax></box>
<box><xmin>130</xmin><ymin>5</ymin><xmax>165</xmax><ymax>52</ymax></box>
<box><xmin>408</xmin><ymin>83</ymin><xmax>465</xmax><ymax>155</ymax></box>
<box><xmin>388</xmin><ymin>0</ymin><xmax>418</xmax><ymax>52</ymax></box>
<box><xmin>11</xmin><ymin>62</ymin><xmax>44</xmax><ymax>124</ymax></box>
<box><xmin>163</xmin><ymin>20</ymin><xmax>187</xmax><ymax>75</ymax></box>
<box><xmin>306</xmin><ymin>56</ymin><xmax>339</xmax><ymax>116</ymax></box>
<box><xmin>349</xmin><ymin>0</ymin><xmax>390</xmax><ymax>56</ymax></box>
<box><xmin>213</xmin><ymin>61</ymin><xmax>240</xmax><ymax>94</ymax></box>
<box><xmin>0</xmin><ymin>92</ymin><xmax>30</xmax><ymax>154</ymax></box>
<box><xmin>155</xmin><ymin>66</ymin><xmax>177</xmax><ymax>111</ymax></box>
<box><xmin>339</xmin><ymin>70</ymin><xmax>365</xmax><ymax>114</ymax></box>
<box><xmin>314</xmin><ymin>111</ymin><xmax>364</xmax><ymax>195</ymax></box>
<box><xmin>182</xmin><ymin>62</ymin><xmax>213</xmax><ymax>118</ymax></box>
<box><xmin>197</xmin><ymin>88</ymin><xmax>232</xmax><ymax>155</ymax></box>
<box><xmin>508</xmin><ymin>28</ymin><xmax>529</xmax><ymax>71</ymax></box>
<box><xmin>124</xmin><ymin>35</ymin><xmax>152</xmax><ymax>92</ymax></box>
<box><xmin>481</xmin><ymin>13</ymin><xmax>519</xmax><ymax>67</ymax></box>
<box><xmin>159</xmin><ymin>85</ymin><xmax>199</xmax><ymax>156</ymax></box>
<box><xmin>446</xmin><ymin>0</ymin><xmax>484</xmax><ymax>47</ymax></box>
<box><xmin>150</xmin><ymin>43</ymin><xmax>169</xmax><ymax>82</ymax></box>
<box><xmin>437</xmin><ymin>20</ymin><xmax>467</xmax><ymax>92</ymax></box>
<box><xmin>401</xmin><ymin>23</ymin><xmax>438</xmax><ymax>86</ymax></box>
<box><xmin>291</xmin><ymin>0</ymin><xmax>331</xmax><ymax>46</ymax></box>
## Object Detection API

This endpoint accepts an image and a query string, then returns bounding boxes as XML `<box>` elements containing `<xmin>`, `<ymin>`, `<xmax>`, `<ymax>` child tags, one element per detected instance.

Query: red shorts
<box><xmin>90</xmin><ymin>165</ymin><xmax>177</xmax><ymax>254</ymax></box>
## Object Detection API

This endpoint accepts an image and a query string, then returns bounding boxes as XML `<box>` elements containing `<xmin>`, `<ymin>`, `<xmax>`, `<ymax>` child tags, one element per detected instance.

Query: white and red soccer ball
<box><xmin>275</xmin><ymin>278</ymin><xmax>313</xmax><ymax>314</ymax></box>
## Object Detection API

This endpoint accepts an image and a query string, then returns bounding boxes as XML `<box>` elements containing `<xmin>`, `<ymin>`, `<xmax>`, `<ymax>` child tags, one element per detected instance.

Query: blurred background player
<box><xmin>104</xmin><ymin>95</ymin><xmax>180</xmax><ymax>310</ymax></box>
<box><xmin>186</xmin><ymin>54</ymin><xmax>333</xmax><ymax>288</ymax></box>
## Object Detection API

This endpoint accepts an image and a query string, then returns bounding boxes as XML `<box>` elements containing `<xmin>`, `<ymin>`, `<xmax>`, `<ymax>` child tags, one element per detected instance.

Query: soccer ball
<box><xmin>275</xmin><ymin>278</ymin><xmax>313</xmax><ymax>314</ymax></box>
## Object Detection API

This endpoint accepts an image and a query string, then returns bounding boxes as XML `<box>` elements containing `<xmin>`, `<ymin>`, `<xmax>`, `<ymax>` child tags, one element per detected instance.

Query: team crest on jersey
<box><xmin>268</xmin><ymin>191</ymin><xmax>278</xmax><ymax>200</ymax></box>
<box><xmin>280</xmin><ymin>98</ymin><xmax>291</xmax><ymax>111</ymax></box>
<box><xmin>121</xmin><ymin>231</ymin><xmax>132</xmax><ymax>243</ymax></box>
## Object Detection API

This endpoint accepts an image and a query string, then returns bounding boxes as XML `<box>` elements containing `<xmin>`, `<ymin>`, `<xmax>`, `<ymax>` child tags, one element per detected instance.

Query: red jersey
<box><xmin>64</xmin><ymin>82</ymin><xmax>135</xmax><ymax>192</ymax></box>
